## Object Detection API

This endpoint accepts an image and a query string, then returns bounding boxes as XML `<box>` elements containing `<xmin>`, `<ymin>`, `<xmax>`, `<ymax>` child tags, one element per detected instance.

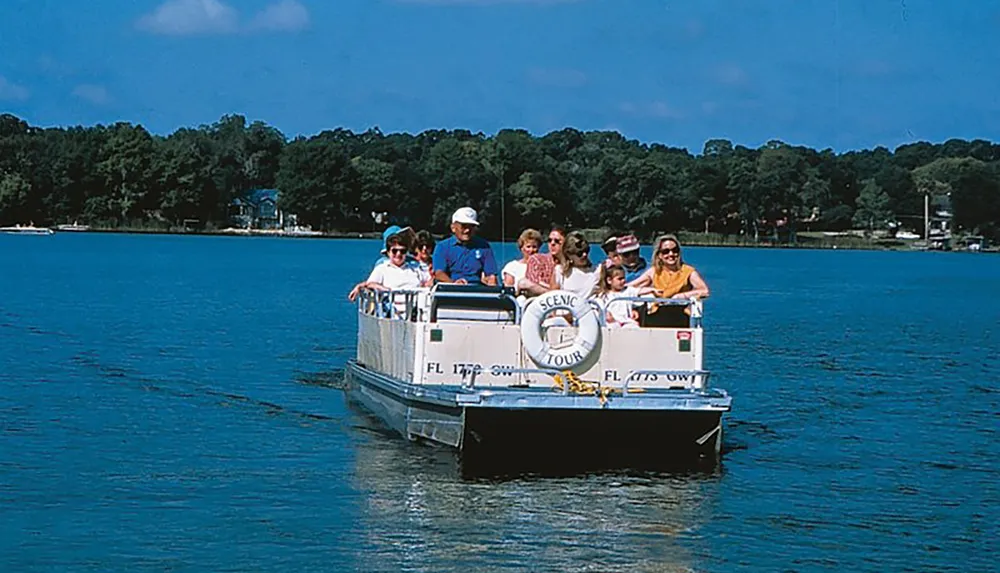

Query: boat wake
<box><xmin>293</xmin><ymin>368</ymin><xmax>347</xmax><ymax>389</ymax></box>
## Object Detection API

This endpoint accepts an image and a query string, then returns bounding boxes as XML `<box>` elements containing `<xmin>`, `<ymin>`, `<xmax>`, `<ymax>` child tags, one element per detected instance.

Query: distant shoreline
<box><xmin>27</xmin><ymin>225</ymin><xmax>995</xmax><ymax>253</ymax></box>
<box><xmin>77</xmin><ymin>226</ymin><xmax>384</xmax><ymax>240</ymax></box>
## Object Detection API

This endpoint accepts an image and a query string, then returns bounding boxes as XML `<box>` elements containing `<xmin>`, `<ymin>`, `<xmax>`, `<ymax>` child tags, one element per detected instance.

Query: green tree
<box><xmin>96</xmin><ymin>123</ymin><xmax>157</xmax><ymax>224</ymax></box>
<box><xmin>1</xmin><ymin>112</ymin><xmax>1000</xmax><ymax>242</ymax></box>
<box><xmin>276</xmin><ymin>136</ymin><xmax>359</xmax><ymax>230</ymax></box>
<box><xmin>0</xmin><ymin>172</ymin><xmax>32</xmax><ymax>225</ymax></box>
<box><xmin>353</xmin><ymin>157</ymin><xmax>400</xmax><ymax>229</ymax></box>
<box><xmin>852</xmin><ymin>178</ymin><xmax>893</xmax><ymax>233</ymax></box>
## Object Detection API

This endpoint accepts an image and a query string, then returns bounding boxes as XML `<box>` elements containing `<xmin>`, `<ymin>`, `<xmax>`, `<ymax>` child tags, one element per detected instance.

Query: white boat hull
<box><xmin>345</xmin><ymin>360</ymin><xmax>730</xmax><ymax>462</ymax></box>
<box><xmin>0</xmin><ymin>226</ymin><xmax>54</xmax><ymax>235</ymax></box>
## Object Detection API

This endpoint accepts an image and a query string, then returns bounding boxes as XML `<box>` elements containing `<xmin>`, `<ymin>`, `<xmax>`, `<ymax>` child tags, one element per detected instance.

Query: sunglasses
<box><xmin>660</xmin><ymin>247</ymin><xmax>680</xmax><ymax>255</ymax></box>
<box><xmin>388</xmin><ymin>247</ymin><xmax>408</xmax><ymax>255</ymax></box>
<box><xmin>548</xmin><ymin>238</ymin><xmax>563</xmax><ymax>244</ymax></box>
<box><xmin>417</xmin><ymin>244</ymin><xmax>432</xmax><ymax>251</ymax></box>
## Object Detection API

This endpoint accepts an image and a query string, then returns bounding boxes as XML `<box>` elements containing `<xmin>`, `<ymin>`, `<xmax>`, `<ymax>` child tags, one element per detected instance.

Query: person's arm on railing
<box><xmin>348</xmin><ymin>281</ymin><xmax>387</xmax><ymax>302</ymax></box>
<box><xmin>517</xmin><ymin>277</ymin><xmax>550</xmax><ymax>296</ymax></box>
<box><xmin>672</xmin><ymin>269</ymin><xmax>710</xmax><ymax>300</ymax></box>
<box><xmin>627</xmin><ymin>267</ymin><xmax>654</xmax><ymax>288</ymax></box>
<box><xmin>434</xmin><ymin>269</ymin><xmax>468</xmax><ymax>285</ymax></box>
<box><xmin>479</xmin><ymin>246</ymin><xmax>499</xmax><ymax>286</ymax></box>
<box><xmin>348</xmin><ymin>265</ymin><xmax>390</xmax><ymax>301</ymax></box>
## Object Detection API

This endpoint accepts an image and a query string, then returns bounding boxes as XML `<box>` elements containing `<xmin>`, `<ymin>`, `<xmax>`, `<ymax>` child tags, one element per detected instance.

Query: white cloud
<box><xmin>137</xmin><ymin>0</ymin><xmax>238</xmax><ymax>35</ymax></box>
<box><xmin>0</xmin><ymin>76</ymin><xmax>29</xmax><ymax>101</ymax></box>
<box><xmin>137</xmin><ymin>0</ymin><xmax>310</xmax><ymax>35</ymax></box>
<box><xmin>248</xmin><ymin>0</ymin><xmax>310</xmax><ymax>32</ymax></box>
<box><xmin>73</xmin><ymin>84</ymin><xmax>111</xmax><ymax>105</ymax></box>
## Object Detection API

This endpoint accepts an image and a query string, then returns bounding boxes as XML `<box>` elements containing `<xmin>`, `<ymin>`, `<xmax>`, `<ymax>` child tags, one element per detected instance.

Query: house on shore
<box><xmin>230</xmin><ymin>189</ymin><xmax>297</xmax><ymax>230</ymax></box>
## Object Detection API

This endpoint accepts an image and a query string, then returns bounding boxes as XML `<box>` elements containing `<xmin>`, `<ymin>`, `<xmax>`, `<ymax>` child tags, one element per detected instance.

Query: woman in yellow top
<box><xmin>629</xmin><ymin>234</ymin><xmax>709</xmax><ymax>326</ymax></box>
<box><xmin>629</xmin><ymin>234</ymin><xmax>709</xmax><ymax>298</ymax></box>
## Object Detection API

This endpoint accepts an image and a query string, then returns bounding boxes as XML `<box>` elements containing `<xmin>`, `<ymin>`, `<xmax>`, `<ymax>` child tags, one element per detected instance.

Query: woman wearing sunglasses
<box><xmin>412</xmin><ymin>230</ymin><xmax>436</xmax><ymax>276</ymax></box>
<box><xmin>629</xmin><ymin>234</ymin><xmax>709</xmax><ymax>300</ymax></box>
<box><xmin>519</xmin><ymin>224</ymin><xmax>566</xmax><ymax>296</ymax></box>
<box><xmin>552</xmin><ymin>231</ymin><xmax>600</xmax><ymax>298</ymax></box>
<box><xmin>348</xmin><ymin>234</ymin><xmax>432</xmax><ymax>302</ymax></box>
<box><xmin>628</xmin><ymin>234</ymin><xmax>709</xmax><ymax>327</ymax></box>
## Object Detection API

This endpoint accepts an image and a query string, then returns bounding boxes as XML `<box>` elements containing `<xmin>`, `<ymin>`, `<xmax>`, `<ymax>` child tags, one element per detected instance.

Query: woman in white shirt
<box><xmin>553</xmin><ymin>231</ymin><xmax>600</xmax><ymax>298</ymax></box>
<box><xmin>349</xmin><ymin>234</ymin><xmax>431</xmax><ymax>301</ymax></box>
<box><xmin>502</xmin><ymin>228</ymin><xmax>542</xmax><ymax>291</ymax></box>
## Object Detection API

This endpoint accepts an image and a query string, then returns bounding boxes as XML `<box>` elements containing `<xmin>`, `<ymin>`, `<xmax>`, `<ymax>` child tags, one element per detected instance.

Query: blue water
<box><xmin>2</xmin><ymin>233</ymin><xmax>998</xmax><ymax>572</ymax></box>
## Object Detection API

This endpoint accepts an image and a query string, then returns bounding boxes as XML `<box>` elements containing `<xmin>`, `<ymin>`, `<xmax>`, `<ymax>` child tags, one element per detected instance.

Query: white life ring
<box><xmin>521</xmin><ymin>290</ymin><xmax>601</xmax><ymax>371</ymax></box>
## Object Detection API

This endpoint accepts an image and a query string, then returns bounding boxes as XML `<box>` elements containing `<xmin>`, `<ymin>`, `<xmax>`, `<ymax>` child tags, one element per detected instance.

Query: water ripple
<box><xmin>1</xmin><ymin>236</ymin><xmax>998</xmax><ymax>572</ymax></box>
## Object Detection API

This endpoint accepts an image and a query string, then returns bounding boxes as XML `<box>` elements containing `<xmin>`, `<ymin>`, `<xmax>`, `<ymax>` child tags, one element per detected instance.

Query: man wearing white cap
<box><xmin>432</xmin><ymin>207</ymin><xmax>498</xmax><ymax>286</ymax></box>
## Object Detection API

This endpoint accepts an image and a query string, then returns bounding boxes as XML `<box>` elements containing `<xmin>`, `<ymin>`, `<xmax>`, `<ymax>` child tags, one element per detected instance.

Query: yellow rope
<box><xmin>551</xmin><ymin>370</ymin><xmax>617</xmax><ymax>405</ymax></box>
<box><xmin>551</xmin><ymin>370</ymin><xmax>648</xmax><ymax>404</ymax></box>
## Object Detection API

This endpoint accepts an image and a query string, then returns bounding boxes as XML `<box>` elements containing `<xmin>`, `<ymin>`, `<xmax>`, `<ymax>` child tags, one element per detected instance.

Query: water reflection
<box><xmin>346</xmin><ymin>404</ymin><xmax>724</xmax><ymax>572</ymax></box>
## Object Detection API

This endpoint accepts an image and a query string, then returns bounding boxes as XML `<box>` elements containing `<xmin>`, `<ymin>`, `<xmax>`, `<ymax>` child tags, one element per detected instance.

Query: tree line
<box><xmin>2</xmin><ymin>112</ymin><xmax>999</xmax><ymax>241</ymax></box>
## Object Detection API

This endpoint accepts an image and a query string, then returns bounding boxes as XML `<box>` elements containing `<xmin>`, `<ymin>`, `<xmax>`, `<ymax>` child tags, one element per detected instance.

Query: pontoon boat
<box><xmin>345</xmin><ymin>285</ymin><xmax>732</xmax><ymax>462</ymax></box>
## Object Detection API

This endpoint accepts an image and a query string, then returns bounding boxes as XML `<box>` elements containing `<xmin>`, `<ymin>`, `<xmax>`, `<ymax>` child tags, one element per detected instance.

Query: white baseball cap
<box><xmin>451</xmin><ymin>207</ymin><xmax>479</xmax><ymax>226</ymax></box>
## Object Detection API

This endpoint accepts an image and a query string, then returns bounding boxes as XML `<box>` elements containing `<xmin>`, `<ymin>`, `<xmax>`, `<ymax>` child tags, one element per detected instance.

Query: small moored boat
<box><xmin>345</xmin><ymin>285</ymin><xmax>732</xmax><ymax>463</ymax></box>
<box><xmin>0</xmin><ymin>223</ymin><xmax>55</xmax><ymax>235</ymax></box>
<box><xmin>281</xmin><ymin>225</ymin><xmax>323</xmax><ymax>237</ymax></box>
<box><xmin>55</xmin><ymin>221</ymin><xmax>90</xmax><ymax>232</ymax></box>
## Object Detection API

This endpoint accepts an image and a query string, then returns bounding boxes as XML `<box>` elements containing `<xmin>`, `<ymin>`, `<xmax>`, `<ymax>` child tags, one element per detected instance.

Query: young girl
<box><xmin>594</xmin><ymin>264</ymin><xmax>654</xmax><ymax>328</ymax></box>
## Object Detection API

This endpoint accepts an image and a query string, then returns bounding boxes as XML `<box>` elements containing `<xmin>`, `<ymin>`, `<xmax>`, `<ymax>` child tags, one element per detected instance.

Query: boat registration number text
<box><xmin>424</xmin><ymin>361</ymin><xmax>692</xmax><ymax>383</ymax></box>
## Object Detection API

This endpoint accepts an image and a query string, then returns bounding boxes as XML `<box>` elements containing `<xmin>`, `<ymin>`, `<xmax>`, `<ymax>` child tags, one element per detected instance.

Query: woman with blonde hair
<box><xmin>518</xmin><ymin>224</ymin><xmax>565</xmax><ymax>296</ymax></box>
<box><xmin>502</xmin><ymin>228</ymin><xmax>542</xmax><ymax>290</ymax></box>
<box><xmin>519</xmin><ymin>224</ymin><xmax>566</xmax><ymax>293</ymax></box>
<box><xmin>629</xmin><ymin>234</ymin><xmax>709</xmax><ymax>299</ymax></box>
<box><xmin>629</xmin><ymin>234</ymin><xmax>708</xmax><ymax>326</ymax></box>
<box><xmin>519</xmin><ymin>230</ymin><xmax>598</xmax><ymax>298</ymax></box>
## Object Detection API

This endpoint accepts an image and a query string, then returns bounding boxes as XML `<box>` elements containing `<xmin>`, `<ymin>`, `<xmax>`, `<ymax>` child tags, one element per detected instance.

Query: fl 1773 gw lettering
<box><xmin>424</xmin><ymin>361</ymin><xmax>693</xmax><ymax>384</ymax></box>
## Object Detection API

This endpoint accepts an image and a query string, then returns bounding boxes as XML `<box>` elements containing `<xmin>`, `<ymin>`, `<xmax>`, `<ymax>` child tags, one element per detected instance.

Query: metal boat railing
<box><xmin>356</xmin><ymin>287</ymin><xmax>711</xmax><ymax>393</ymax></box>
<box><xmin>357</xmin><ymin>288</ymin><xmax>427</xmax><ymax>321</ymax></box>
<box><xmin>487</xmin><ymin>365</ymin><xmax>712</xmax><ymax>395</ymax></box>
<box><xmin>358</xmin><ymin>286</ymin><xmax>522</xmax><ymax>324</ymax></box>
<box><xmin>589</xmin><ymin>296</ymin><xmax>703</xmax><ymax>328</ymax></box>
<box><xmin>621</xmin><ymin>369</ymin><xmax>711</xmax><ymax>393</ymax></box>
<box><xmin>357</xmin><ymin>287</ymin><xmax>704</xmax><ymax>329</ymax></box>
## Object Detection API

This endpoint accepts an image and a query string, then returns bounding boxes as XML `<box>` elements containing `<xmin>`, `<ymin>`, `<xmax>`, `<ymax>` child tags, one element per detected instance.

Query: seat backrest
<box><xmin>429</xmin><ymin>284</ymin><xmax>518</xmax><ymax>323</ymax></box>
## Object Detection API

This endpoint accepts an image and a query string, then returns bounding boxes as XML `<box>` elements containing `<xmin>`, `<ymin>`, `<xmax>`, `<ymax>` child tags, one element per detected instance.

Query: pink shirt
<box><xmin>525</xmin><ymin>253</ymin><xmax>556</xmax><ymax>287</ymax></box>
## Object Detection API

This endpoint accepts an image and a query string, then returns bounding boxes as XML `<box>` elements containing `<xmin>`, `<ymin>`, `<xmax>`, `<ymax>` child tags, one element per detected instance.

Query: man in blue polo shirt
<box><xmin>432</xmin><ymin>207</ymin><xmax>498</xmax><ymax>286</ymax></box>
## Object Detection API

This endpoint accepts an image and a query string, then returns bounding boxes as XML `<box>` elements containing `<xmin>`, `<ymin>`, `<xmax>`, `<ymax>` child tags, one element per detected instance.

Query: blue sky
<box><xmin>1</xmin><ymin>0</ymin><xmax>998</xmax><ymax>153</ymax></box>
